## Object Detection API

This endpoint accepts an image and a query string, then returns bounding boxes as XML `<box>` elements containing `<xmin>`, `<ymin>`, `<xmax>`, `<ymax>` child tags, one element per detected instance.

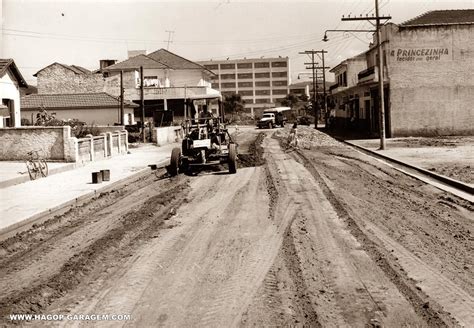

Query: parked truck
<box><xmin>257</xmin><ymin>107</ymin><xmax>291</xmax><ymax>129</ymax></box>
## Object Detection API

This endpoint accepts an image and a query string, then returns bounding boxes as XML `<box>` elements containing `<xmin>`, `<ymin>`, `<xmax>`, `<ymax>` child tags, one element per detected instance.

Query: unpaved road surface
<box><xmin>1</xmin><ymin>127</ymin><xmax>472</xmax><ymax>327</ymax></box>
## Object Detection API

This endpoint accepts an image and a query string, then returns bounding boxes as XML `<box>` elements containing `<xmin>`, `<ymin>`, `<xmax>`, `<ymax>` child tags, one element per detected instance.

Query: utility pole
<box><xmin>164</xmin><ymin>30</ymin><xmax>175</xmax><ymax>50</ymax></box>
<box><xmin>300</xmin><ymin>50</ymin><xmax>318</xmax><ymax>128</ymax></box>
<box><xmin>120</xmin><ymin>70</ymin><xmax>124</xmax><ymax>125</ymax></box>
<box><xmin>140</xmin><ymin>66</ymin><xmax>145</xmax><ymax>143</ymax></box>
<box><xmin>341</xmin><ymin>0</ymin><xmax>391</xmax><ymax>149</ymax></box>
<box><xmin>301</xmin><ymin>49</ymin><xmax>329</xmax><ymax>129</ymax></box>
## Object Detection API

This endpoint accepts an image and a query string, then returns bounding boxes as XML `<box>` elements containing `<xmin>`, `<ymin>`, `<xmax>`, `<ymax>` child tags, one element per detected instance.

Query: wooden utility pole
<box><xmin>300</xmin><ymin>50</ymin><xmax>318</xmax><ymax>128</ymax></box>
<box><xmin>341</xmin><ymin>0</ymin><xmax>391</xmax><ymax>149</ymax></box>
<box><xmin>140</xmin><ymin>66</ymin><xmax>145</xmax><ymax>142</ymax></box>
<box><xmin>302</xmin><ymin>49</ymin><xmax>329</xmax><ymax>129</ymax></box>
<box><xmin>120</xmin><ymin>70</ymin><xmax>124</xmax><ymax>125</ymax></box>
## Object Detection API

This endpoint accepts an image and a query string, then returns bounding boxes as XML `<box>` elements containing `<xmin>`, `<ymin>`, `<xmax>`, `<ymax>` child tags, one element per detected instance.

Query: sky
<box><xmin>1</xmin><ymin>0</ymin><xmax>473</xmax><ymax>85</ymax></box>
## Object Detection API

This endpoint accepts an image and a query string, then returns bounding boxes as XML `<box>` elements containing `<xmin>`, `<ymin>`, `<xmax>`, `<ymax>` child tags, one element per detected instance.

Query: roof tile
<box><xmin>21</xmin><ymin>92</ymin><xmax>138</xmax><ymax>109</ymax></box>
<box><xmin>401</xmin><ymin>9</ymin><xmax>474</xmax><ymax>26</ymax></box>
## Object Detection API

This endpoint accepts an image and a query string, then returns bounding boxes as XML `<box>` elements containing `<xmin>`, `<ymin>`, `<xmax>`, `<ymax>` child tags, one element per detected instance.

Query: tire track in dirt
<box><xmin>292</xmin><ymin>149</ymin><xmax>455</xmax><ymax>327</ymax></box>
<box><xmin>1</xmin><ymin>174</ymin><xmax>190</xmax><ymax>326</ymax></box>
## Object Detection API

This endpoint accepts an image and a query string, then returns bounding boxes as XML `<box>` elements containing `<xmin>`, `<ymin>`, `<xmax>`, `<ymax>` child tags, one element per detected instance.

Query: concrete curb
<box><xmin>0</xmin><ymin>158</ymin><xmax>169</xmax><ymax>241</ymax></box>
<box><xmin>343</xmin><ymin>140</ymin><xmax>474</xmax><ymax>195</ymax></box>
<box><xmin>0</xmin><ymin>162</ymin><xmax>78</xmax><ymax>189</ymax></box>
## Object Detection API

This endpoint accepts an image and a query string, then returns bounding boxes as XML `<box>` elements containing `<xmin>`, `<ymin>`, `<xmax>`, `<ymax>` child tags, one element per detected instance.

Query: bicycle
<box><xmin>25</xmin><ymin>150</ymin><xmax>49</xmax><ymax>180</ymax></box>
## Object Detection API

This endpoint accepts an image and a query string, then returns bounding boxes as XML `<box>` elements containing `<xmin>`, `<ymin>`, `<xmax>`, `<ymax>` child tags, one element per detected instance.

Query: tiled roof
<box><xmin>147</xmin><ymin>49</ymin><xmax>207</xmax><ymax>70</ymax></box>
<box><xmin>0</xmin><ymin>58</ymin><xmax>28</xmax><ymax>87</ymax></box>
<box><xmin>21</xmin><ymin>92</ymin><xmax>138</xmax><ymax>109</ymax></box>
<box><xmin>400</xmin><ymin>10</ymin><xmax>474</xmax><ymax>27</ymax></box>
<box><xmin>103</xmin><ymin>54</ymin><xmax>170</xmax><ymax>71</ymax></box>
<box><xmin>33</xmin><ymin>63</ymin><xmax>93</xmax><ymax>77</ymax></box>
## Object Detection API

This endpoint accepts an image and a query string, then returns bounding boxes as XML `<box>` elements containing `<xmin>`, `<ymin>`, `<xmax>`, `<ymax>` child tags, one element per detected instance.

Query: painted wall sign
<box><xmin>391</xmin><ymin>48</ymin><xmax>451</xmax><ymax>62</ymax></box>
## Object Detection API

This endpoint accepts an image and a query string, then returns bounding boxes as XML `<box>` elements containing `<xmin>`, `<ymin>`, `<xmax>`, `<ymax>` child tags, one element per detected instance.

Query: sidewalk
<box><xmin>0</xmin><ymin>143</ymin><xmax>177</xmax><ymax>235</ymax></box>
<box><xmin>348</xmin><ymin>137</ymin><xmax>473</xmax><ymax>187</ymax></box>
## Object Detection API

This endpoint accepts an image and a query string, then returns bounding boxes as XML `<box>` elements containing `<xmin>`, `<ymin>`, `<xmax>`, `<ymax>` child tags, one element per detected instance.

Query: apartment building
<box><xmin>198</xmin><ymin>57</ymin><xmax>290</xmax><ymax>117</ymax></box>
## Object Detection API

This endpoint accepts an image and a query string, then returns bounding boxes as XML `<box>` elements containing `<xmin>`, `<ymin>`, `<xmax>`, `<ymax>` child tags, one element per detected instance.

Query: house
<box><xmin>289</xmin><ymin>81</ymin><xmax>311</xmax><ymax>99</ymax></box>
<box><xmin>328</xmin><ymin>52</ymin><xmax>368</xmax><ymax>131</ymax></box>
<box><xmin>0</xmin><ymin>59</ymin><xmax>28</xmax><ymax>127</ymax></box>
<box><xmin>20</xmin><ymin>92</ymin><xmax>138</xmax><ymax>126</ymax></box>
<box><xmin>330</xmin><ymin>9</ymin><xmax>474</xmax><ymax>137</ymax></box>
<box><xmin>34</xmin><ymin>62</ymin><xmax>103</xmax><ymax>94</ymax></box>
<box><xmin>101</xmin><ymin>49</ymin><xmax>221</xmax><ymax>124</ymax></box>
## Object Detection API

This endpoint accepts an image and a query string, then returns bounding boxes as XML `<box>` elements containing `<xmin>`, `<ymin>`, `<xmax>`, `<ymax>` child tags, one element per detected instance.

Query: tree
<box><xmin>223</xmin><ymin>93</ymin><xmax>245</xmax><ymax>118</ymax></box>
<box><xmin>280</xmin><ymin>94</ymin><xmax>299</xmax><ymax>108</ymax></box>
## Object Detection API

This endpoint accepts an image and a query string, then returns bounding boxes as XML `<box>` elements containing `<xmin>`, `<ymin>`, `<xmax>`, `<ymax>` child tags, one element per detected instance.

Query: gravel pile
<box><xmin>275</xmin><ymin>126</ymin><xmax>342</xmax><ymax>149</ymax></box>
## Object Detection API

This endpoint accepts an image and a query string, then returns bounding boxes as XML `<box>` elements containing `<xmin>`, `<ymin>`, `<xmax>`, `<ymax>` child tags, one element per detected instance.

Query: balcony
<box><xmin>358</xmin><ymin>66</ymin><xmax>375</xmax><ymax>84</ymax></box>
<box><xmin>124</xmin><ymin>86</ymin><xmax>221</xmax><ymax>100</ymax></box>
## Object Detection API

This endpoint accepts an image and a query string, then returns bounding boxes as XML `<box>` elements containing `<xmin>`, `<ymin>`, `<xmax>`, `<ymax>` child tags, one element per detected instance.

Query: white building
<box><xmin>0</xmin><ymin>59</ymin><xmax>28</xmax><ymax>127</ymax></box>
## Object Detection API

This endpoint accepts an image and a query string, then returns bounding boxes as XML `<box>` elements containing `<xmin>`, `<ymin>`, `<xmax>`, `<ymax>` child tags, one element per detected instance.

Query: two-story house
<box><xmin>329</xmin><ymin>52</ymin><xmax>367</xmax><ymax>130</ymax></box>
<box><xmin>0</xmin><ymin>59</ymin><xmax>28</xmax><ymax>127</ymax></box>
<box><xmin>102</xmin><ymin>49</ymin><xmax>221</xmax><ymax>124</ymax></box>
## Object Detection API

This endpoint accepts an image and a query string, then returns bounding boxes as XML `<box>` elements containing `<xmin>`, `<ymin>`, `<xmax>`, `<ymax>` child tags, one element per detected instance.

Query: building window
<box><xmin>256</xmin><ymin>90</ymin><xmax>270</xmax><ymax>95</ymax></box>
<box><xmin>255</xmin><ymin>72</ymin><xmax>270</xmax><ymax>79</ymax></box>
<box><xmin>271</xmin><ymin>61</ymin><xmax>287</xmax><ymax>67</ymax></box>
<box><xmin>255</xmin><ymin>98</ymin><xmax>270</xmax><ymax>104</ymax></box>
<box><xmin>237</xmin><ymin>73</ymin><xmax>253</xmax><ymax>79</ymax></box>
<box><xmin>272</xmin><ymin>80</ymin><xmax>287</xmax><ymax>87</ymax></box>
<box><xmin>238</xmin><ymin>82</ymin><xmax>253</xmax><ymax>88</ymax></box>
<box><xmin>144</xmin><ymin>76</ymin><xmax>160</xmax><ymax>87</ymax></box>
<box><xmin>221</xmin><ymin>82</ymin><xmax>236</xmax><ymax>88</ymax></box>
<box><xmin>204</xmin><ymin>64</ymin><xmax>218</xmax><ymax>70</ymax></box>
<box><xmin>221</xmin><ymin>74</ymin><xmax>236</xmax><ymax>80</ymax></box>
<box><xmin>222</xmin><ymin>91</ymin><xmax>235</xmax><ymax>97</ymax></box>
<box><xmin>211</xmin><ymin>83</ymin><xmax>219</xmax><ymax>89</ymax></box>
<box><xmin>254</xmin><ymin>62</ymin><xmax>270</xmax><ymax>68</ymax></box>
<box><xmin>220</xmin><ymin>63</ymin><xmax>235</xmax><ymax>70</ymax></box>
<box><xmin>255</xmin><ymin>81</ymin><xmax>270</xmax><ymax>87</ymax></box>
<box><xmin>239</xmin><ymin>90</ymin><xmax>253</xmax><ymax>96</ymax></box>
<box><xmin>237</xmin><ymin>63</ymin><xmax>252</xmax><ymax>69</ymax></box>
<box><xmin>272</xmin><ymin>89</ymin><xmax>287</xmax><ymax>95</ymax></box>
<box><xmin>272</xmin><ymin>71</ymin><xmax>287</xmax><ymax>78</ymax></box>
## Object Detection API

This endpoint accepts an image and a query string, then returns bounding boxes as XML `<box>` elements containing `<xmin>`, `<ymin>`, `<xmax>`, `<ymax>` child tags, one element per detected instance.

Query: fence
<box><xmin>75</xmin><ymin>131</ymin><xmax>128</xmax><ymax>164</ymax></box>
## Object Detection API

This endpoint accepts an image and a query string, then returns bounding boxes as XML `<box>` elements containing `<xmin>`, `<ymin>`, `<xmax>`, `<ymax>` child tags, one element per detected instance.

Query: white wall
<box><xmin>387</xmin><ymin>24</ymin><xmax>474</xmax><ymax>136</ymax></box>
<box><xmin>21</xmin><ymin>107</ymin><xmax>134</xmax><ymax>126</ymax></box>
<box><xmin>0</xmin><ymin>70</ymin><xmax>21</xmax><ymax>127</ymax></box>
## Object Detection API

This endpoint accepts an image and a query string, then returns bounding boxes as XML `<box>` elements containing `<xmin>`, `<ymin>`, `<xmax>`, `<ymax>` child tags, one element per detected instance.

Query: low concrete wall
<box><xmin>152</xmin><ymin>126</ymin><xmax>183</xmax><ymax>146</ymax></box>
<box><xmin>0</xmin><ymin>126</ymin><xmax>76</xmax><ymax>161</ymax></box>
<box><xmin>0</xmin><ymin>126</ymin><xmax>128</xmax><ymax>163</ymax></box>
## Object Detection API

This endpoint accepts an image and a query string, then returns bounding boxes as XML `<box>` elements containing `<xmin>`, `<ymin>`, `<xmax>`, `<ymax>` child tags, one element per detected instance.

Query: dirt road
<box><xmin>1</xmin><ymin>127</ymin><xmax>472</xmax><ymax>327</ymax></box>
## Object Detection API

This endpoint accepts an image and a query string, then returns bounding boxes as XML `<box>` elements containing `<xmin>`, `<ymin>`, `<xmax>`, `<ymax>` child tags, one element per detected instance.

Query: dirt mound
<box><xmin>238</xmin><ymin>132</ymin><xmax>266</xmax><ymax>168</ymax></box>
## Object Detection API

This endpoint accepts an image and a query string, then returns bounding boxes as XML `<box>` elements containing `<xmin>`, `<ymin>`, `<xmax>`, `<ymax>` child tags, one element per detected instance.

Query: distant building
<box><xmin>21</xmin><ymin>92</ymin><xmax>138</xmax><ymax>126</ymax></box>
<box><xmin>289</xmin><ymin>81</ymin><xmax>311</xmax><ymax>99</ymax></box>
<box><xmin>0</xmin><ymin>59</ymin><xmax>28</xmax><ymax>127</ymax></box>
<box><xmin>329</xmin><ymin>10</ymin><xmax>474</xmax><ymax>137</ymax></box>
<box><xmin>197</xmin><ymin>57</ymin><xmax>290</xmax><ymax>117</ymax></box>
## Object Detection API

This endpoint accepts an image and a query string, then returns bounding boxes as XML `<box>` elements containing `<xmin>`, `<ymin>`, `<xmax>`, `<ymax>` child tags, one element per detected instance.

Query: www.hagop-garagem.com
<box><xmin>9</xmin><ymin>313</ymin><xmax>132</xmax><ymax>321</ymax></box>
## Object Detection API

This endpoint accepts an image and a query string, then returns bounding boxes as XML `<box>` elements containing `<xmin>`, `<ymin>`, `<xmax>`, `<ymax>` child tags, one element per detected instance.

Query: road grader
<box><xmin>169</xmin><ymin>106</ymin><xmax>237</xmax><ymax>176</ymax></box>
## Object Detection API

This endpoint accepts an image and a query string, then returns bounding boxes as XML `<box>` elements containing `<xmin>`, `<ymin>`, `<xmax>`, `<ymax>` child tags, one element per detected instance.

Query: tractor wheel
<box><xmin>169</xmin><ymin>147</ymin><xmax>181</xmax><ymax>176</ymax></box>
<box><xmin>228</xmin><ymin>143</ymin><xmax>237</xmax><ymax>174</ymax></box>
